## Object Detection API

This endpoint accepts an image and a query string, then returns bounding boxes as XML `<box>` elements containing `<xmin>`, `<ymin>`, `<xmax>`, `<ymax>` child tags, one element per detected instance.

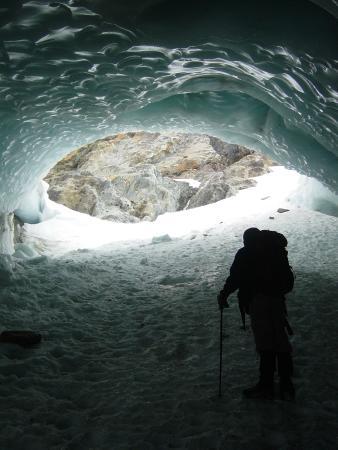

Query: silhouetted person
<box><xmin>218</xmin><ymin>228</ymin><xmax>295</xmax><ymax>400</ymax></box>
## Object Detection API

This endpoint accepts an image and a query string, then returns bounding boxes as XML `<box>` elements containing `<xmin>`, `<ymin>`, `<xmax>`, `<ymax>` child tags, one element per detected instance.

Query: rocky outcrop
<box><xmin>186</xmin><ymin>173</ymin><xmax>234</xmax><ymax>209</ymax></box>
<box><xmin>45</xmin><ymin>132</ymin><xmax>274</xmax><ymax>222</ymax></box>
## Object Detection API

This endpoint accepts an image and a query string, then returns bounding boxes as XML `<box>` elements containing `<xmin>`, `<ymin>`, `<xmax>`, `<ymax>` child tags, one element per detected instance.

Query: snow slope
<box><xmin>0</xmin><ymin>168</ymin><xmax>337</xmax><ymax>449</ymax></box>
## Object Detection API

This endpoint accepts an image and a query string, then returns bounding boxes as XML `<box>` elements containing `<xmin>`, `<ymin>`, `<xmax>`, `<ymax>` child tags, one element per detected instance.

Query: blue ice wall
<box><xmin>0</xmin><ymin>0</ymin><xmax>337</xmax><ymax>215</ymax></box>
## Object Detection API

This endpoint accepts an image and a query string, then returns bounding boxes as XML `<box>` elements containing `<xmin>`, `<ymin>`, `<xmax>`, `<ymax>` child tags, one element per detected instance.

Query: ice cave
<box><xmin>0</xmin><ymin>1</ymin><xmax>337</xmax><ymax>449</ymax></box>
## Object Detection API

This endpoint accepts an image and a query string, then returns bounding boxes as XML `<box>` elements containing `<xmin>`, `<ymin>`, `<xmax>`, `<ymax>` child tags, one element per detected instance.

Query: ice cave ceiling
<box><xmin>0</xmin><ymin>0</ymin><xmax>337</xmax><ymax>214</ymax></box>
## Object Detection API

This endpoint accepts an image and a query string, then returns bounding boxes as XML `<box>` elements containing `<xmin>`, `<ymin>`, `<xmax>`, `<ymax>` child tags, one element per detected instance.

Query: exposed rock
<box><xmin>45</xmin><ymin>132</ymin><xmax>275</xmax><ymax>222</ymax></box>
<box><xmin>224</xmin><ymin>154</ymin><xmax>276</xmax><ymax>190</ymax></box>
<box><xmin>187</xmin><ymin>173</ymin><xmax>234</xmax><ymax>209</ymax></box>
<box><xmin>106</xmin><ymin>165</ymin><xmax>182</xmax><ymax>221</ymax></box>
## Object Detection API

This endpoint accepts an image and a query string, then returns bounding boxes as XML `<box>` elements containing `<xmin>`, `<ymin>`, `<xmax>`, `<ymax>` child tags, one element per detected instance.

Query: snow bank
<box><xmin>174</xmin><ymin>178</ymin><xmax>201</xmax><ymax>189</ymax></box>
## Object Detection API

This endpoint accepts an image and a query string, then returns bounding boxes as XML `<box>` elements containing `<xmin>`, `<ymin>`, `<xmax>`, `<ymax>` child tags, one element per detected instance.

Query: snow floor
<box><xmin>0</xmin><ymin>168</ymin><xmax>338</xmax><ymax>449</ymax></box>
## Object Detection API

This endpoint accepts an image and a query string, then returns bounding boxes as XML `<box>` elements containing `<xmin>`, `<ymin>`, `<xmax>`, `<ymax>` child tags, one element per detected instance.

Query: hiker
<box><xmin>218</xmin><ymin>228</ymin><xmax>295</xmax><ymax>400</ymax></box>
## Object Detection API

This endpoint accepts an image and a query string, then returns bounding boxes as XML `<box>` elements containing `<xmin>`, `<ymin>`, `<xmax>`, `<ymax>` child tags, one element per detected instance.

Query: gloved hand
<box><xmin>217</xmin><ymin>292</ymin><xmax>230</xmax><ymax>310</ymax></box>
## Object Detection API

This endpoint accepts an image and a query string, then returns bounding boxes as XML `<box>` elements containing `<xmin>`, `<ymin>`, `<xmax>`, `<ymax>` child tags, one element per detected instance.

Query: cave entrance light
<box><xmin>22</xmin><ymin>165</ymin><xmax>325</xmax><ymax>256</ymax></box>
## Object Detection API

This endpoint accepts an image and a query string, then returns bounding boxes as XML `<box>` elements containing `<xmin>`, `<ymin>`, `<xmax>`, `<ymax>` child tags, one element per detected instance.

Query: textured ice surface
<box><xmin>0</xmin><ymin>180</ymin><xmax>337</xmax><ymax>449</ymax></box>
<box><xmin>0</xmin><ymin>0</ymin><xmax>337</xmax><ymax>214</ymax></box>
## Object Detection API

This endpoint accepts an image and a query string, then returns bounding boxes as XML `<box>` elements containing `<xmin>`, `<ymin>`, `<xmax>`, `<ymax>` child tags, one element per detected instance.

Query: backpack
<box><xmin>258</xmin><ymin>230</ymin><xmax>295</xmax><ymax>295</ymax></box>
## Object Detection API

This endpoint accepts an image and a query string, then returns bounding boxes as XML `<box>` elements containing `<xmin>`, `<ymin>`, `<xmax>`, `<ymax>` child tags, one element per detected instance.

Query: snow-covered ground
<box><xmin>0</xmin><ymin>167</ymin><xmax>337</xmax><ymax>449</ymax></box>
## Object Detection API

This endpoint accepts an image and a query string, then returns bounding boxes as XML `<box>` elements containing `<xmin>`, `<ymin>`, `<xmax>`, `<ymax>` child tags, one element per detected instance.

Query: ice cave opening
<box><xmin>0</xmin><ymin>1</ymin><xmax>337</xmax><ymax>449</ymax></box>
<box><xmin>12</xmin><ymin>130</ymin><xmax>338</xmax><ymax>257</ymax></box>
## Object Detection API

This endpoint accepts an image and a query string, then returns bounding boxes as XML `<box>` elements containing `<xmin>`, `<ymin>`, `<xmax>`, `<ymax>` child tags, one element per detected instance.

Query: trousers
<box><xmin>250</xmin><ymin>293</ymin><xmax>292</xmax><ymax>353</ymax></box>
<box><xmin>250</xmin><ymin>293</ymin><xmax>293</xmax><ymax>386</ymax></box>
<box><xmin>259</xmin><ymin>350</ymin><xmax>293</xmax><ymax>386</ymax></box>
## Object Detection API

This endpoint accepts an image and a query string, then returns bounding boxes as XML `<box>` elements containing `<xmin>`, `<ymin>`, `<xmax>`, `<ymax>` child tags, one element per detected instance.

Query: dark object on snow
<box><xmin>277</xmin><ymin>208</ymin><xmax>290</xmax><ymax>213</ymax></box>
<box><xmin>0</xmin><ymin>330</ymin><xmax>42</xmax><ymax>347</ymax></box>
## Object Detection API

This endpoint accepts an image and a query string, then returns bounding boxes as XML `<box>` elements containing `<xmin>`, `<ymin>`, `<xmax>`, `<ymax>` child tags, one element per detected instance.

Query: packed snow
<box><xmin>174</xmin><ymin>179</ymin><xmax>202</xmax><ymax>189</ymax></box>
<box><xmin>0</xmin><ymin>168</ymin><xmax>337</xmax><ymax>449</ymax></box>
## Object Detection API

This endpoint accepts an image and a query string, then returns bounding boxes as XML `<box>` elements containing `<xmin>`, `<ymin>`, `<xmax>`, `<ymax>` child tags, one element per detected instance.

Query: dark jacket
<box><xmin>220</xmin><ymin>245</ymin><xmax>259</xmax><ymax>312</ymax></box>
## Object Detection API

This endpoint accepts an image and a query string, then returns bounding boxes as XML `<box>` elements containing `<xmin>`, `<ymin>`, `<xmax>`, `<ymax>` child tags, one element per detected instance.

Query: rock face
<box><xmin>45</xmin><ymin>132</ymin><xmax>274</xmax><ymax>222</ymax></box>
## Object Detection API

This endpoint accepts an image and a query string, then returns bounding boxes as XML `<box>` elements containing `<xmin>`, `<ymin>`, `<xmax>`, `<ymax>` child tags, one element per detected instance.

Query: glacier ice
<box><xmin>0</xmin><ymin>0</ymin><xmax>337</xmax><ymax>230</ymax></box>
<box><xmin>13</xmin><ymin>243</ymin><xmax>40</xmax><ymax>260</ymax></box>
<box><xmin>0</xmin><ymin>213</ymin><xmax>15</xmax><ymax>255</ymax></box>
<box><xmin>14</xmin><ymin>181</ymin><xmax>54</xmax><ymax>224</ymax></box>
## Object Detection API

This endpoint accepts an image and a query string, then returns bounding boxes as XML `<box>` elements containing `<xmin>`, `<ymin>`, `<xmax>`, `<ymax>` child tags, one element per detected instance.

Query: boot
<box><xmin>279</xmin><ymin>377</ymin><xmax>295</xmax><ymax>401</ymax></box>
<box><xmin>277</xmin><ymin>352</ymin><xmax>295</xmax><ymax>401</ymax></box>
<box><xmin>243</xmin><ymin>382</ymin><xmax>274</xmax><ymax>399</ymax></box>
<box><xmin>243</xmin><ymin>351</ymin><xmax>275</xmax><ymax>399</ymax></box>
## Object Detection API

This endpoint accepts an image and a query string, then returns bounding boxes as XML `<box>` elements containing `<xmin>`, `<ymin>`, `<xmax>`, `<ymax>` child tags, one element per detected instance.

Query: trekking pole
<box><xmin>218</xmin><ymin>307</ymin><xmax>223</xmax><ymax>397</ymax></box>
